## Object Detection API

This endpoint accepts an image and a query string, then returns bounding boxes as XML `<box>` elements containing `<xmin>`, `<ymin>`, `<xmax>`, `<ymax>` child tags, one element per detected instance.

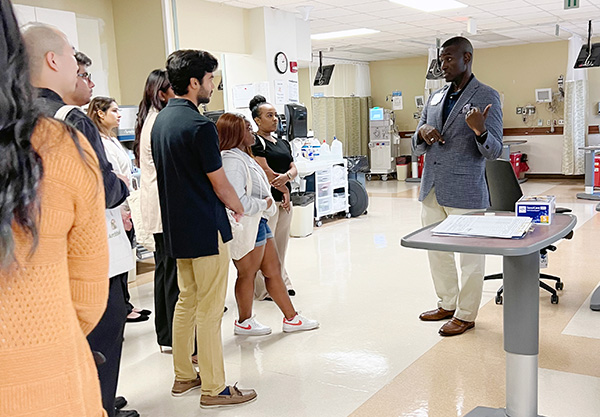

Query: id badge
<box><xmin>431</xmin><ymin>92</ymin><xmax>444</xmax><ymax>106</ymax></box>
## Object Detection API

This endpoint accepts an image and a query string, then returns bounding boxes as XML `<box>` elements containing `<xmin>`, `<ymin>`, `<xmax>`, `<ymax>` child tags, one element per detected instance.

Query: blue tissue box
<box><xmin>515</xmin><ymin>195</ymin><xmax>555</xmax><ymax>225</ymax></box>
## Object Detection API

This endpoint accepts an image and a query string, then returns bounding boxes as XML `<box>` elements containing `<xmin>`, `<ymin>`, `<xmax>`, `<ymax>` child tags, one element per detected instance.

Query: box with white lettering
<box><xmin>515</xmin><ymin>195</ymin><xmax>555</xmax><ymax>225</ymax></box>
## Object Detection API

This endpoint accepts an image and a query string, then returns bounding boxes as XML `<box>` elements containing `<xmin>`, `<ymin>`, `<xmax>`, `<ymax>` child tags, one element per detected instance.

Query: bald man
<box><xmin>412</xmin><ymin>36</ymin><xmax>503</xmax><ymax>336</ymax></box>
<box><xmin>22</xmin><ymin>23</ymin><xmax>136</xmax><ymax>417</ymax></box>
<box><xmin>22</xmin><ymin>23</ymin><xmax>128</xmax><ymax>209</ymax></box>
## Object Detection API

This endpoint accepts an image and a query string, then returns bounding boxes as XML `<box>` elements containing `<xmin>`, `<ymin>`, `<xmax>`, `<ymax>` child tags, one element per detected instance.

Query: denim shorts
<box><xmin>255</xmin><ymin>217</ymin><xmax>273</xmax><ymax>247</ymax></box>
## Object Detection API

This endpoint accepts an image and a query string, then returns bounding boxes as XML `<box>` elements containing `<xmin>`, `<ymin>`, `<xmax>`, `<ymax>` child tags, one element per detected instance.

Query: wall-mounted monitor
<box><xmin>535</xmin><ymin>88</ymin><xmax>552</xmax><ymax>103</ymax></box>
<box><xmin>574</xmin><ymin>43</ymin><xmax>600</xmax><ymax>68</ymax></box>
<box><xmin>314</xmin><ymin>64</ymin><xmax>335</xmax><ymax>86</ymax></box>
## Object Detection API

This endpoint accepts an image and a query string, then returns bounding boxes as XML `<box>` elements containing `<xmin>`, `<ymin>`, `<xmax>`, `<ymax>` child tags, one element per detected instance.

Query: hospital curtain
<box><xmin>311</xmin><ymin>96</ymin><xmax>372</xmax><ymax>156</ymax></box>
<box><xmin>562</xmin><ymin>35</ymin><xmax>587</xmax><ymax>175</ymax></box>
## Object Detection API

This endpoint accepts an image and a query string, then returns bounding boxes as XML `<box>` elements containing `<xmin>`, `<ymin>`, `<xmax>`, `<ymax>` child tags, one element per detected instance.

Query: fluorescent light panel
<box><xmin>389</xmin><ymin>0</ymin><xmax>467</xmax><ymax>12</ymax></box>
<box><xmin>311</xmin><ymin>28</ymin><xmax>380</xmax><ymax>41</ymax></box>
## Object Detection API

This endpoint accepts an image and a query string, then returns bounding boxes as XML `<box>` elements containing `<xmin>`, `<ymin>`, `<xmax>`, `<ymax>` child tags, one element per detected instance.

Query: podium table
<box><xmin>401</xmin><ymin>213</ymin><xmax>577</xmax><ymax>417</ymax></box>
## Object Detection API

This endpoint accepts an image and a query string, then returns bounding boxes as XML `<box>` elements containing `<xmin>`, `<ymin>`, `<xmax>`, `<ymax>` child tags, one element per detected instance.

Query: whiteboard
<box><xmin>33</xmin><ymin>6</ymin><xmax>79</xmax><ymax>49</ymax></box>
<box><xmin>12</xmin><ymin>4</ymin><xmax>35</xmax><ymax>27</ymax></box>
<box><xmin>13</xmin><ymin>4</ymin><xmax>79</xmax><ymax>49</ymax></box>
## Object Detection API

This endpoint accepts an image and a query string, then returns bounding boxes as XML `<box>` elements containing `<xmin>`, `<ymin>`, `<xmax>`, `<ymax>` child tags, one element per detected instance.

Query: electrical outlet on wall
<box><xmin>547</xmin><ymin>120</ymin><xmax>551</xmax><ymax>126</ymax></box>
<box><xmin>558</xmin><ymin>119</ymin><xmax>564</xmax><ymax>125</ymax></box>
<box><xmin>516</xmin><ymin>107</ymin><xmax>523</xmax><ymax>114</ymax></box>
<box><xmin>537</xmin><ymin>119</ymin><xmax>543</xmax><ymax>126</ymax></box>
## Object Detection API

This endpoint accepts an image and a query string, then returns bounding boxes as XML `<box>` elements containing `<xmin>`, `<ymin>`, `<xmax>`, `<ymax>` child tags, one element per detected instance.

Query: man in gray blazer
<box><xmin>412</xmin><ymin>36</ymin><xmax>503</xmax><ymax>336</ymax></box>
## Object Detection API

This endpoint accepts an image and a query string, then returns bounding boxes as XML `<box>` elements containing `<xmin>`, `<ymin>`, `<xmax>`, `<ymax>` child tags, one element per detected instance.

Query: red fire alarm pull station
<box><xmin>290</xmin><ymin>61</ymin><xmax>298</xmax><ymax>73</ymax></box>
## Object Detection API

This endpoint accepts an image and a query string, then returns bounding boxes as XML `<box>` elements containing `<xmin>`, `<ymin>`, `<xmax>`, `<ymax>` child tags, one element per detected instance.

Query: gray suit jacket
<box><xmin>412</xmin><ymin>76</ymin><xmax>503</xmax><ymax>209</ymax></box>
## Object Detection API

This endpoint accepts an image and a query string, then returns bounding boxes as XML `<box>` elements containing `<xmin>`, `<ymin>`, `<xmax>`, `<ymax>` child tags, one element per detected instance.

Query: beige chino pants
<box><xmin>172</xmin><ymin>234</ymin><xmax>229</xmax><ymax>396</ymax></box>
<box><xmin>421</xmin><ymin>188</ymin><xmax>485</xmax><ymax>322</ymax></box>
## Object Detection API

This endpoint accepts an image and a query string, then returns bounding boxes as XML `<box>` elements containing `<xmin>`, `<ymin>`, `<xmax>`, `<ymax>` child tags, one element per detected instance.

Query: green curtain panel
<box><xmin>312</xmin><ymin>96</ymin><xmax>372</xmax><ymax>157</ymax></box>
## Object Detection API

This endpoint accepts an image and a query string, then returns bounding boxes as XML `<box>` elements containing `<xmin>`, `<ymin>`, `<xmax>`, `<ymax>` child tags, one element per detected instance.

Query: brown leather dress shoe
<box><xmin>439</xmin><ymin>317</ymin><xmax>475</xmax><ymax>336</ymax></box>
<box><xmin>419</xmin><ymin>307</ymin><xmax>456</xmax><ymax>321</ymax></box>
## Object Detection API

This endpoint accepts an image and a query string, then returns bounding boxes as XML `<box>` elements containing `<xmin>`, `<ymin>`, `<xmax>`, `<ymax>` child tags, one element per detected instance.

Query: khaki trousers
<box><xmin>172</xmin><ymin>235</ymin><xmax>229</xmax><ymax>396</ymax></box>
<box><xmin>421</xmin><ymin>188</ymin><xmax>485</xmax><ymax>322</ymax></box>
<box><xmin>254</xmin><ymin>201</ymin><xmax>293</xmax><ymax>300</ymax></box>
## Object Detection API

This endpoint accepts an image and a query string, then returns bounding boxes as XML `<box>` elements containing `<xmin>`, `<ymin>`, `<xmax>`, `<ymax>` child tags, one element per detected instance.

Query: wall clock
<box><xmin>274</xmin><ymin>51</ymin><xmax>288</xmax><ymax>74</ymax></box>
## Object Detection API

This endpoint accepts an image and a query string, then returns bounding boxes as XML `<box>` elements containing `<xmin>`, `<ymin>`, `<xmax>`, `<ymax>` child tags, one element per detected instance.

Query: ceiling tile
<box><xmin>310</xmin><ymin>7</ymin><xmax>360</xmax><ymax>19</ymax></box>
<box><xmin>208</xmin><ymin>0</ymin><xmax>590</xmax><ymax>61</ymax></box>
<box><xmin>345</xmin><ymin>1</ymin><xmax>401</xmax><ymax>13</ymax></box>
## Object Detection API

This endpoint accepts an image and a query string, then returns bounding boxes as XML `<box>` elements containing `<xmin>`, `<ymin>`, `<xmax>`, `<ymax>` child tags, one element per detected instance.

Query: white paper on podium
<box><xmin>431</xmin><ymin>215</ymin><xmax>532</xmax><ymax>239</ymax></box>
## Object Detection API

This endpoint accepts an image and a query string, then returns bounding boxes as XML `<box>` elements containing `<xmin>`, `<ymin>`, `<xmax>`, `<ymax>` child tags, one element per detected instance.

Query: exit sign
<box><xmin>565</xmin><ymin>0</ymin><xmax>579</xmax><ymax>9</ymax></box>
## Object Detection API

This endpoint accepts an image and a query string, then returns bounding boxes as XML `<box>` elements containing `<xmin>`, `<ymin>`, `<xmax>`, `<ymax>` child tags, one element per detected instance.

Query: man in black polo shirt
<box><xmin>152</xmin><ymin>49</ymin><xmax>256</xmax><ymax>408</ymax></box>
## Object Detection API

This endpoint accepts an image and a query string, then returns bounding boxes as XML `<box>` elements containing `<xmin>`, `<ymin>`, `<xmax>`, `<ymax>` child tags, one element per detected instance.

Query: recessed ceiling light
<box><xmin>389</xmin><ymin>0</ymin><xmax>468</xmax><ymax>12</ymax></box>
<box><xmin>311</xmin><ymin>28</ymin><xmax>380</xmax><ymax>41</ymax></box>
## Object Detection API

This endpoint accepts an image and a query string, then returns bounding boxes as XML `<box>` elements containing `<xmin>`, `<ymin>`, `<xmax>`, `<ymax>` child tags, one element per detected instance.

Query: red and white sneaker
<box><xmin>283</xmin><ymin>313</ymin><xmax>319</xmax><ymax>333</ymax></box>
<box><xmin>234</xmin><ymin>316</ymin><xmax>272</xmax><ymax>336</ymax></box>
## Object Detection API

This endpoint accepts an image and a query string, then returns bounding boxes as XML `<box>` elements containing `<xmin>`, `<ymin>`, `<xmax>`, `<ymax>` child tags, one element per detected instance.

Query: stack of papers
<box><xmin>431</xmin><ymin>215</ymin><xmax>533</xmax><ymax>239</ymax></box>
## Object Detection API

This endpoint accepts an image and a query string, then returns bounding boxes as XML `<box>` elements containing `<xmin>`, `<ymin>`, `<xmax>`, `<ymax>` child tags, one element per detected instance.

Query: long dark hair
<box><xmin>0</xmin><ymin>0</ymin><xmax>43</xmax><ymax>269</ymax></box>
<box><xmin>87</xmin><ymin>96</ymin><xmax>117</xmax><ymax>138</ymax></box>
<box><xmin>133</xmin><ymin>69</ymin><xmax>170</xmax><ymax>165</ymax></box>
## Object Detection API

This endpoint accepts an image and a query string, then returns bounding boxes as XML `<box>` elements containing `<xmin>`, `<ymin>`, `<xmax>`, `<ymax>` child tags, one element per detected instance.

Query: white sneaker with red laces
<box><xmin>234</xmin><ymin>316</ymin><xmax>272</xmax><ymax>336</ymax></box>
<box><xmin>282</xmin><ymin>313</ymin><xmax>319</xmax><ymax>333</ymax></box>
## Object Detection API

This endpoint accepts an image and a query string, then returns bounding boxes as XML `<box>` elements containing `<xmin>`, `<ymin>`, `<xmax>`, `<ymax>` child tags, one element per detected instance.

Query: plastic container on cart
<box><xmin>331</xmin><ymin>136</ymin><xmax>343</xmax><ymax>159</ymax></box>
<box><xmin>332</xmin><ymin>165</ymin><xmax>347</xmax><ymax>187</ymax></box>
<box><xmin>320</xmin><ymin>140</ymin><xmax>331</xmax><ymax>159</ymax></box>
<box><xmin>311</xmin><ymin>138</ymin><xmax>321</xmax><ymax>159</ymax></box>
<box><xmin>333</xmin><ymin>192</ymin><xmax>346</xmax><ymax>212</ymax></box>
<box><xmin>290</xmin><ymin>192</ymin><xmax>315</xmax><ymax>238</ymax></box>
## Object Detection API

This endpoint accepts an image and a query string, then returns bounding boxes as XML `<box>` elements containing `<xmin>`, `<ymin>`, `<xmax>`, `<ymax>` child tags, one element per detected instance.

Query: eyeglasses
<box><xmin>77</xmin><ymin>72</ymin><xmax>92</xmax><ymax>82</ymax></box>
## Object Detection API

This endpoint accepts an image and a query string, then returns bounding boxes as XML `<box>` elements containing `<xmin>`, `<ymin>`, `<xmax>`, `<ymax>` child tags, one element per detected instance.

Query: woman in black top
<box><xmin>250</xmin><ymin>95</ymin><xmax>297</xmax><ymax>300</ymax></box>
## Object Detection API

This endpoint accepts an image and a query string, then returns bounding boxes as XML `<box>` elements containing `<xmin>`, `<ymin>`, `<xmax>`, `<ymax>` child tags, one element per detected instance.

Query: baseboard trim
<box><xmin>524</xmin><ymin>173</ymin><xmax>584</xmax><ymax>180</ymax></box>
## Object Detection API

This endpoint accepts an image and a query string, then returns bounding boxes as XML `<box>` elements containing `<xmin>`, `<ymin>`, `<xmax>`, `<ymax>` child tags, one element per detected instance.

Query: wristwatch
<box><xmin>476</xmin><ymin>130</ymin><xmax>488</xmax><ymax>144</ymax></box>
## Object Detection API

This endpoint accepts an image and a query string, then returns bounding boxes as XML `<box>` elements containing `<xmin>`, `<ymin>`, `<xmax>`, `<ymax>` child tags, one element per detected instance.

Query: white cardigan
<box><xmin>139</xmin><ymin>108</ymin><xmax>162</xmax><ymax>234</ymax></box>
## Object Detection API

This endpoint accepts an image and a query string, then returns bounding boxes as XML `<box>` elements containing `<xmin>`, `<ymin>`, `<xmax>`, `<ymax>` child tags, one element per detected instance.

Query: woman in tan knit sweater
<box><xmin>0</xmin><ymin>2</ymin><xmax>109</xmax><ymax>416</ymax></box>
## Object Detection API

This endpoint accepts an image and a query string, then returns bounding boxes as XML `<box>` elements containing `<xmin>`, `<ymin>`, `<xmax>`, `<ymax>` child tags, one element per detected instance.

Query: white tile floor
<box><xmin>120</xmin><ymin>179</ymin><xmax>600</xmax><ymax>416</ymax></box>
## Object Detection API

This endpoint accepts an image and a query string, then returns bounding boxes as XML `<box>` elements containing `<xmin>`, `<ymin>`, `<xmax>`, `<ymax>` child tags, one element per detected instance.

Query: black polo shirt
<box><xmin>151</xmin><ymin>98</ymin><xmax>232</xmax><ymax>258</ymax></box>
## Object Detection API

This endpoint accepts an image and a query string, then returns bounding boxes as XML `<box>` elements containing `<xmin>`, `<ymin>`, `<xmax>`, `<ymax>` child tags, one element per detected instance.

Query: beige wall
<box><xmin>474</xmin><ymin>41</ymin><xmax>567</xmax><ymax>128</ymax></box>
<box><xmin>298</xmin><ymin>67</ymin><xmax>312</xmax><ymax>129</ymax></box>
<box><xmin>16</xmin><ymin>0</ymin><xmax>122</xmax><ymax>102</ymax></box>
<box><xmin>369</xmin><ymin>56</ymin><xmax>428</xmax><ymax>131</ymax></box>
<box><xmin>175</xmin><ymin>0</ymin><xmax>248</xmax><ymax>55</ymax></box>
<box><xmin>112</xmin><ymin>0</ymin><xmax>166</xmax><ymax>105</ymax></box>
<box><xmin>366</xmin><ymin>40</ymin><xmax>600</xmax><ymax>130</ymax></box>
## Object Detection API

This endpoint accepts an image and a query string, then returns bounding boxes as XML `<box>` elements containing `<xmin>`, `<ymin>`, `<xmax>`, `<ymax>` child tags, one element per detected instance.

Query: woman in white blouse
<box><xmin>217</xmin><ymin>113</ymin><xmax>318</xmax><ymax>336</ymax></box>
<box><xmin>88</xmin><ymin>96</ymin><xmax>151</xmax><ymax>323</ymax></box>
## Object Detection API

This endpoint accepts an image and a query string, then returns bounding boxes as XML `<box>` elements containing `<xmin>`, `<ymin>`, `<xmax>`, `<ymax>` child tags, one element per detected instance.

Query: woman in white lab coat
<box><xmin>88</xmin><ymin>96</ymin><xmax>151</xmax><ymax>323</ymax></box>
